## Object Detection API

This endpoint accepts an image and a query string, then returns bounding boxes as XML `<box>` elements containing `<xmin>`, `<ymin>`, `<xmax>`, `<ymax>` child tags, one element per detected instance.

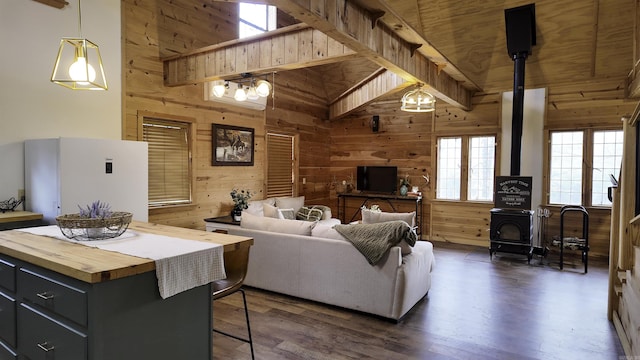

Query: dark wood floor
<box><xmin>212</xmin><ymin>242</ymin><xmax>624</xmax><ymax>359</ymax></box>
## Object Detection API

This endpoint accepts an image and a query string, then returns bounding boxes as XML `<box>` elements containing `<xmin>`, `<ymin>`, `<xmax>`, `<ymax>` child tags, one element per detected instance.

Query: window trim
<box><xmin>137</xmin><ymin>111</ymin><xmax>195</xmax><ymax>210</ymax></box>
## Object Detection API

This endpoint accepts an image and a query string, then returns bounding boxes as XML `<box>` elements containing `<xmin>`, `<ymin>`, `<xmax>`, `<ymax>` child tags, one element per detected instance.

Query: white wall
<box><xmin>501</xmin><ymin>88</ymin><xmax>546</xmax><ymax>247</ymax></box>
<box><xmin>0</xmin><ymin>0</ymin><xmax>121</xmax><ymax>205</ymax></box>
<box><xmin>501</xmin><ymin>88</ymin><xmax>546</xmax><ymax>210</ymax></box>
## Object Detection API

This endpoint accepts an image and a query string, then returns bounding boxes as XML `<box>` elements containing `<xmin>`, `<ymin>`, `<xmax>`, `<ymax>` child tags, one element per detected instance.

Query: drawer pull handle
<box><xmin>37</xmin><ymin>341</ymin><xmax>55</xmax><ymax>352</ymax></box>
<box><xmin>36</xmin><ymin>291</ymin><xmax>55</xmax><ymax>300</ymax></box>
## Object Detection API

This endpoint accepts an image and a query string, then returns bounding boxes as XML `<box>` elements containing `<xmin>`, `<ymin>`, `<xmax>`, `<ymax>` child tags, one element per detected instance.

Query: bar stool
<box><xmin>212</xmin><ymin>246</ymin><xmax>254</xmax><ymax>359</ymax></box>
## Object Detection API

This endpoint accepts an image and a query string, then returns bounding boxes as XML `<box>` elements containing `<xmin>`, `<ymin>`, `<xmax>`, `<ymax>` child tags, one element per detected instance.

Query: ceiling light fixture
<box><xmin>51</xmin><ymin>0</ymin><xmax>107</xmax><ymax>90</ymax></box>
<box><xmin>400</xmin><ymin>85</ymin><xmax>435</xmax><ymax>112</ymax></box>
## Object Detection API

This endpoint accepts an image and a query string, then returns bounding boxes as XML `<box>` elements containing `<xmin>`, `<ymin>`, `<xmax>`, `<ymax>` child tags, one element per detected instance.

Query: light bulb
<box><xmin>234</xmin><ymin>85</ymin><xmax>248</xmax><ymax>101</ymax></box>
<box><xmin>68</xmin><ymin>56</ymin><xmax>96</xmax><ymax>84</ymax></box>
<box><xmin>212</xmin><ymin>81</ymin><xmax>226</xmax><ymax>98</ymax></box>
<box><xmin>255</xmin><ymin>80</ymin><xmax>272</xmax><ymax>97</ymax></box>
<box><xmin>247</xmin><ymin>86</ymin><xmax>259</xmax><ymax>100</ymax></box>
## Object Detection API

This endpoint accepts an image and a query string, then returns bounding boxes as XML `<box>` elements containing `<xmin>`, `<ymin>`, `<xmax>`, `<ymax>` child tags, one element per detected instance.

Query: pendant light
<box><xmin>400</xmin><ymin>85</ymin><xmax>435</xmax><ymax>112</ymax></box>
<box><xmin>51</xmin><ymin>0</ymin><xmax>107</xmax><ymax>90</ymax></box>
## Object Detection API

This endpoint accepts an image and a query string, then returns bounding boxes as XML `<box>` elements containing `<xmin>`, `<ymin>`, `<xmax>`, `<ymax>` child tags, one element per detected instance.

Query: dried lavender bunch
<box><xmin>78</xmin><ymin>201</ymin><xmax>113</xmax><ymax>219</ymax></box>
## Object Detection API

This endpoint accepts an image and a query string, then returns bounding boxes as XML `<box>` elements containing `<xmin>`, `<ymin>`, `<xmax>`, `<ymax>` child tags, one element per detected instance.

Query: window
<box><xmin>436</xmin><ymin>135</ymin><xmax>496</xmax><ymax>201</ymax></box>
<box><xmin>548</xmin><ymin>129</ymin><xmax>623</xmax><ymax>207</ymax></box>
<box><xmin>142</xmin><ymin>117</ymin><xmax>192</xmax><ymax>207</ymax></box>
<box><xmin>239</xmin><ymin>3</ymin><xmax>276</xmax><ymax>38</ymax></box>
<box><xmin>592</xmin><ymin>130</ymin><xmax>623</xmax><ymax>206</ymax></box>
<box><xmin>436</xmin><ymin>137</ymin><xmax>461</xmax><ymax>200</ymax></box>
<box><xmin>468</xmin><ymin>136</ymin><xmax>496</xmax><ymax>201</ymax></box>
<box><xmin>266</xmin><ymin>133</ymin><xmax>296</xmax><ymax>198</ymax></box>
<box><xmin>549</xmin><ymin>131</ymin><xmax>583</xmax><ymax>205</ymax></box>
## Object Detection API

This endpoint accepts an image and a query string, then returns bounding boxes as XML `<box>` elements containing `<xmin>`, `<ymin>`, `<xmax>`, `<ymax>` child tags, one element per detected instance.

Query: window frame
<box><xmin>546</xmin><ymin>127</ymin><xmax>623</xmax><ymax>208</ymax></box>
<box><xmin>435</xmin><ymin>133</ymin><xmax>498</xmax><ymax>203</ymax></box>
<box><xmin>137</xmin><ymin>111</ymin><xmax>195</xmax><ymax>210</ymax></box>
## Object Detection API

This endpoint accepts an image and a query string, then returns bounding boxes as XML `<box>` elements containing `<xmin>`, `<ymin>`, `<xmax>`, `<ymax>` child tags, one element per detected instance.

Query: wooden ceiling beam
<box><xmin>329</xmin><ymin>69</ymin><xmax>410</xmax><ymax>119</ymax></box>
<box><xmin>162</xmin><ymin>24</ymin><xmax>358</xmax><ymax>86</ymax></box>
<box><xmin>256</xmin><ymin>0</ymin><xmax>473</xmax><ymax>110</ymax></box>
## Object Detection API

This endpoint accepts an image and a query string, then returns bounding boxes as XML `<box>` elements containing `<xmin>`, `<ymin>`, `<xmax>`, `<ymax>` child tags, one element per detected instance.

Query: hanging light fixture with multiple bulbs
<box><xmin>51</xmin><ymin>0</ymin><xmax>107</xmax><ymax>90</ymax></box>
<box><xmin>211</xmin><ymin>73</ymin><xmax>273</xmax><ymax>103</ymax></box>
<box><xmin>400</xmin><ymin>84</ymin><xmax>436</xmax><ymax>112</ymax></box>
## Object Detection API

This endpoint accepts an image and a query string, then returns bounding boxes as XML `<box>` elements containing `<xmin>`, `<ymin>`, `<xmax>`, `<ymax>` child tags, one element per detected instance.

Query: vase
<box><xmin>231</xmin><ymin>208</ymin><xmax>242</xmax><ymax>222</ymax></box>
<box><xmin>400</xmin><ymin>184</ymin><xmax>408</xmax><ymax>196</ymax></box>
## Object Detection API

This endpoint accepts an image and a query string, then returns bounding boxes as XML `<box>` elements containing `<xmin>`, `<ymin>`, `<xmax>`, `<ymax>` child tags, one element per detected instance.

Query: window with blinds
<box><xmin>142</xmin><ymin>118</ymin><xmax>192</xmax><ymax>207</ymax></box>
<box><xmin>266</xmin><ymin>133</ymin><xmax>295</xmax><ymax>198</ymax></box>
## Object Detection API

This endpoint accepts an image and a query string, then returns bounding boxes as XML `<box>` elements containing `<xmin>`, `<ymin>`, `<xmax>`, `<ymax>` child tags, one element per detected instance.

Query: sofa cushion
<box><xmin>241</xmin><ymin>211</ymin><xmax>315</xmax><ymax>236</ymax></box>
<box><xmin>362</xmin><ymin>209</ymin><xmax>416</xmax><ymax>227</ymax></box>
<box><xmin>245</xmin><ymin>198</ymin><xmax>277</xmax><ymax>216</ymax></box>
<box><xmin>311</xmin><ymin>222</ymin><xmax>347</xmax><ymax>240</ymax></box>
<box><xmin>276</xmin><ymin>196</ymin><xmax>305</xmax><ymax>214</ymax></box>
<box><xmin>262</xmin><ymin>203</ymin><xmax>280</xmax><ymax>218</ymax></box>
<box><xmin>296</xmin><ymin>206</ymin><xmax>325</xmax><ymax>222</ymax></box>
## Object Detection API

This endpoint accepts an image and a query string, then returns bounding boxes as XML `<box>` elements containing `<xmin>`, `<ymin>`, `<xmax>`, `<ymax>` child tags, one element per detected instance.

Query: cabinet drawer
<box><xmin>18</xmin><ymin>268</ymin><xmax>87</xmax><ymax>326</ymax></box>
<box><xmin>0</xmin><ymin>341</ymin><xmax>17</xmax><ymax>360</ymax></box>
<box><xmin>0</xmin><ymin>259</ymin><xmax>15</xmax><ymax>293</ymax></box>
<box><xmin>0</xmin><ymin>293</ymin><xmax>15</xmax><ymax>348</ymax></box>
<box><xmin>18</xmin><ymin>304</ymin><xmax>87</xmax><ymax>360</ymax></box>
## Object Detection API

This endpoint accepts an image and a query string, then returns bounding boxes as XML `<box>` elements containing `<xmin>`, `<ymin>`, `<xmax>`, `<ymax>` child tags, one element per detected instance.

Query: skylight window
<box><xmin>239</xmin><ymin>3</ymin><xmax>276</xmax><ymax>38</ymax></box>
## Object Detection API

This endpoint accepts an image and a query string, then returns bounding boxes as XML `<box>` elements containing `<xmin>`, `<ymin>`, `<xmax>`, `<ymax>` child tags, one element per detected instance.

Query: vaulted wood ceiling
<box><xmin>162</xmin><ymin>0</ymin><xmax>634</xmax><ymax>117</ymax></box>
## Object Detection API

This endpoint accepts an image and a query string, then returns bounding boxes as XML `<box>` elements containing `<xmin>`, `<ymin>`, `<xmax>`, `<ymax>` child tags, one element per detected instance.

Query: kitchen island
<box><xmin>0</xmin><ymin>221</ymin><xmax>253</xmax><ymax>360</ymax></box>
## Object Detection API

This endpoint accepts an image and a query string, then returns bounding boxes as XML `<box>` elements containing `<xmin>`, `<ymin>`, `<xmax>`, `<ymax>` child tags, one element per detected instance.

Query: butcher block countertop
<box><xmin>0</xmin><ymin>220</ymin><xmax>252</xmax><ymax>284</ymax></box>
<box><xmin>0</xmin><ymin>211</ymin><xmax>43</xmax><ymax>223</ymax></box>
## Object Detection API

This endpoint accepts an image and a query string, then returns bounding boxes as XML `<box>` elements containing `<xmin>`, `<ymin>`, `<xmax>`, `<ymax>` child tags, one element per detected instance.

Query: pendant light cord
<box><xmin>77</xmin><ymin>0</ymin><xmax>83</xmax><ymax>37</ymax></box>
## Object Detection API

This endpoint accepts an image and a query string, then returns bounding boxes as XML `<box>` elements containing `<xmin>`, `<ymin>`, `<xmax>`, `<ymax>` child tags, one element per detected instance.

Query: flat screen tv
<box><xmin>356</xmin><ymin>166</ymin><xmax>398</xmax><ymax>194</ymax></box>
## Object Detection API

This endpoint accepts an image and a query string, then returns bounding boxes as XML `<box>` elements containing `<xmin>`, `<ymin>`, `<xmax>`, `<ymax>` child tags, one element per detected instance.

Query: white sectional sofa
<box><xmin>222</xmin><ymin>197</ymin><xmax>435</xmax><ymax>321</ymax></box>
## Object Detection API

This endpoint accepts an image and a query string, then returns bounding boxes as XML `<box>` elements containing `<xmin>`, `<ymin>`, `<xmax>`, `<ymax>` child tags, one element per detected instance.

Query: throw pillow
<box><xmin>244</xmin><ymin>202</ymin><xmax>262</xmax><ymax>216</ymax></box>
<box><xmin>277</xmin><ymin>208</ymin><xmax>296</xmax><ymax>220</ymax></box>
<box><xmin>275</xmin><ymin>196</ymin><xmax>305</xmax><ymax>214</ymax></box>
<box><xmin>296</xmin><ymin>206</ymin><xmax>324</xmax><ymax>222</ymax></box>
<box><xmin>262</xmin><ymin>203</ymin><xmax>280</xmax><ymax>218</ymax></box>
<box><xmin>361</xmin><ymin>209</ymin><xmax>416</xmax><ymax>227</ymax></box>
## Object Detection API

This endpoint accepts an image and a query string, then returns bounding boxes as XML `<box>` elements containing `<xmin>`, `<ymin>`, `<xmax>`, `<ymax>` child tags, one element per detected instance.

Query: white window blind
<box><xmin>266</xmin><ymin>133</ymin><xmax>294</xmax><ymax>198</ymax></box>
<box><xmin>143</xmin><ymin>118</ymin><xmax>191</xmax><ymax>206</ymax></box>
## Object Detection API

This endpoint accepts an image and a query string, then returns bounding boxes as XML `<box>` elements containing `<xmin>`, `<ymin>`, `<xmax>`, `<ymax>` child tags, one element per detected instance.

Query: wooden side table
<box><xmin>204</xmin><ymin>215</ymin><xmax>241</xmax><ymax>233</ymax></box>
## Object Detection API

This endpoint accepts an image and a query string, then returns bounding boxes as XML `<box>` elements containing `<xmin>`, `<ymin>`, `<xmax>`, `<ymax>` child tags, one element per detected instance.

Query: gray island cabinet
<box><xmin>0</xmin><ymin>221</ymin><xmax>253</xmax><ymax>360</ymax></box>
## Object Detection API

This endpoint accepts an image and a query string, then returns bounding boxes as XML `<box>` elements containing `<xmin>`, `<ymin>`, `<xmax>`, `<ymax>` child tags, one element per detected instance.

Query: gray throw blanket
<box><xmin>333</xmin><ymin>221</ymin><xmax>417</xmax><ymax>265</ymax></box>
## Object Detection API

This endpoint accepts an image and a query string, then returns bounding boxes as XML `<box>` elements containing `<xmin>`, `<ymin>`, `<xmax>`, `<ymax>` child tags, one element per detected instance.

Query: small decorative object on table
<box><xmin>399</xmin><ymin>175</ymin><xmax>411</xmax><ymax>196</ymax></box>
<box><xmin>56</xmin><ymin>201</ymin><xmax>132</xmax><ymax>241</ymax></box>
<box><xmin>0</xmin><ymin>197</ymin><xmax>23</xmax><ymax>213</ymax></box>
<box><xmin>230</xmin><ymin>189</ymin><xmax>253</xmax><ymax>222</ymax></box>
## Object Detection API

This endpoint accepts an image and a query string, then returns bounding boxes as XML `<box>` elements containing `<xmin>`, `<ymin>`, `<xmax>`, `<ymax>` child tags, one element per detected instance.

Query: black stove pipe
<box><xmin>510</xmin><ymin>52</ymin><xmax>527</xmax><ymax>176</ymax></box>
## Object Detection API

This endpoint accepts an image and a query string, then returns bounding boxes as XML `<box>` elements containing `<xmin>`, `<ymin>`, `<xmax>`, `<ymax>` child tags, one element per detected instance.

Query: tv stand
<box><xmin>337</xmin><ymin>192</ymin><xmax>423</xmax><ymax>238</ymax></box>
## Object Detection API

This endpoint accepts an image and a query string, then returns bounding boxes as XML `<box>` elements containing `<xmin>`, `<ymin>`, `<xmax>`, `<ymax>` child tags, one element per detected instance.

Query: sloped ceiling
<box><xmin>383</xmin><ymin>0</ymin><xmax>633</xmax><ymax>93</ymax></box>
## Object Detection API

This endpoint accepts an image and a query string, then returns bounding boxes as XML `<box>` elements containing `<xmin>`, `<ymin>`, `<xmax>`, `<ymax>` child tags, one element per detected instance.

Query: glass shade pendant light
<box><xmin>255</xmin><ymin>79</ymin><xmax>272</xmax><ymax>98</ymax></box>
<box><xmin>400</xmin><ymin>86</ymin><xmax>435</xmax><ymax>112</ymax></box>
<box><xmin>51</xmin><ymin>0</ymin><xmax>107</xmax><ymax>90</ymax></box>
<box><xmin>234</xmin><ymin>83</ymin><xmax>248</xmax><ymax>101</ymax></box>
<box><xmin>212</xmin><ymin>80</ymin><xmax>227</xmax><ymax>98</ymax></box>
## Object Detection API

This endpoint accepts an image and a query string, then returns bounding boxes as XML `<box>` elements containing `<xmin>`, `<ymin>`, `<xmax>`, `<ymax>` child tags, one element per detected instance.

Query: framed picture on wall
<box><xmin>212</xmin><ymin>124</ymin><xmax>254</xmax><ymax>166</ymax></box>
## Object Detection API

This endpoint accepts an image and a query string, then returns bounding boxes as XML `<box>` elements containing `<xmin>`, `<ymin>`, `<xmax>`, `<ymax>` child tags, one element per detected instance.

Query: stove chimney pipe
<box><xmin>505</xmin><ymin>4</ymin><xmax>536</xmax><ymax>176</ymax></box>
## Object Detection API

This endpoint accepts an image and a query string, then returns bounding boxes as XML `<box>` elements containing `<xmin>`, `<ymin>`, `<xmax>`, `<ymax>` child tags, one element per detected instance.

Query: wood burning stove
<box><xmin>489</xmin><ymin>208</ymin><xmax>534</xmax><ymax>263</ymax></box>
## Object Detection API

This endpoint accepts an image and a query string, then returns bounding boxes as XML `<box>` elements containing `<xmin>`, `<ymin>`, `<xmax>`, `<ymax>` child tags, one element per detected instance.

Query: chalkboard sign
<box><xmin>495</xmin><ymin>176</ymin><xmax>532</xmax><ymax>209</ymax></box>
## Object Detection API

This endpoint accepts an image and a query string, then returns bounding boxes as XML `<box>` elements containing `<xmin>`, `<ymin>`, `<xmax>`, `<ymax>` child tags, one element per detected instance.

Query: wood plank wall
<box><xmin>122</xmin><ymin>0</ymin><xmax>330</xmax><ymax>230</ymax></box>
<box><xmin>122</xmin><ymin>0</ymin><xmax>634</xmax><ymax>259</ymax></box>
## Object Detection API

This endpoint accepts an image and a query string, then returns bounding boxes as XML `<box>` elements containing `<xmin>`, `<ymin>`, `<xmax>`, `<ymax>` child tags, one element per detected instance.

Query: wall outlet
<box><xmin>18</xmin><ymin>189</ymin><xmax>25</xmax><ymax>201</ymax></box>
